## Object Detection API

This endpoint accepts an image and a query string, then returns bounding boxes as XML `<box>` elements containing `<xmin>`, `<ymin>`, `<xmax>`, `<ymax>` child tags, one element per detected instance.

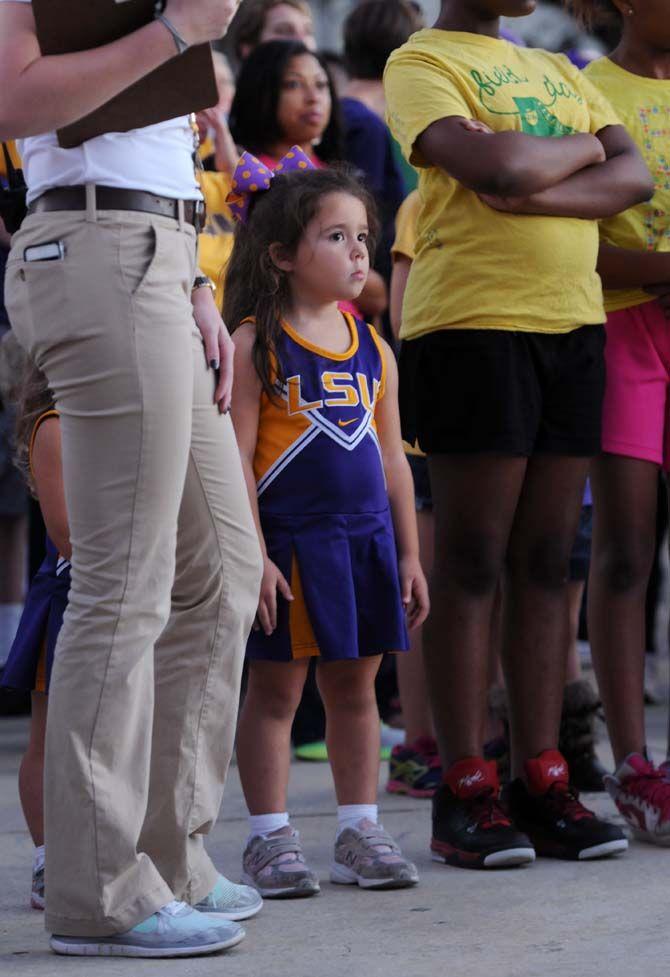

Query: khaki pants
<box><xmin>5</xmin><ymin>199</ymin><xmax>262</xmax><ymax>936</ymax></box>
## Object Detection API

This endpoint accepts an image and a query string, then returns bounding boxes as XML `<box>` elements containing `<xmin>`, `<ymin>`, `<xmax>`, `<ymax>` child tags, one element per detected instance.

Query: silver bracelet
<box><xmin>155</xmin><ymin>12</ymin><xmax>190</xmax><ymax>55</ymax></box>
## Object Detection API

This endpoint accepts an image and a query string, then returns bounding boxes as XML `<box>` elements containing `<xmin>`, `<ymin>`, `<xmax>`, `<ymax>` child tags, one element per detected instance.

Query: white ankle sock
<box><xmin>337</xmin><ymin>804</ymin><xmax>378</xmax><ymax>836</ymax></box>
<box><xmin>34</xmin><ymin>845</ymin><xmax>45</xmax><ymax>871</ymax></box>
<box><xmin>248</xmin><ymin>812</ymin><xmax>290</xmax><ymax>845</ymax></box>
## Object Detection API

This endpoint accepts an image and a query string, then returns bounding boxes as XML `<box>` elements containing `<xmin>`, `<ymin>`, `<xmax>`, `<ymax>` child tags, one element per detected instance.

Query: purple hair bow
<box><xmin>226</xmin><ymin>145</ymin><xmax>316</xmax><ymax>224</ymax></box>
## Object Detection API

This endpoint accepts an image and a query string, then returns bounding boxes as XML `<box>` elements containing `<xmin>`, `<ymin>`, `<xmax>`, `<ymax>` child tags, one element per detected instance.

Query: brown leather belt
<box><xmin>27</xmin><ymin>185</ymin><xmax>205</xmax><ymax>230</ymax></box>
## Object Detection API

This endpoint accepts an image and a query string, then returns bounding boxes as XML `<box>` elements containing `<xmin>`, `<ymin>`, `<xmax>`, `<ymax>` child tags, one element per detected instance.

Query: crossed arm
<box><xmin>416</xmin><ymin>116</ymin><xmax>653</xmax><ymax>220</ymax></box>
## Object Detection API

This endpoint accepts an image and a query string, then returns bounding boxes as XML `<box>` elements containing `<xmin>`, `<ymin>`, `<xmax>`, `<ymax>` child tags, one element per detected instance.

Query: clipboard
<box><xmin>32</xmin><ymin>0</ymin><xmax>218</xmax><ymax>149</ymax></box>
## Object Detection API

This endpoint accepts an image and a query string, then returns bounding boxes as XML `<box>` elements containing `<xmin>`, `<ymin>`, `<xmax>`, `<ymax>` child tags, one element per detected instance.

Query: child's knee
<box><xmin>594</xmin><ymin>539</ymin><xmax>653</xmax><ymax>594</ymax></box>
<box><xmin>434</xmin><ymin>531</ymin><xmax>502</xmax><ymax>596</ymax></box>
<box><xmin>247</xmin><ymin>663</ymin><xmax>305</xmax><ymax>720</ymax></box>
<box><xmin>507</xmin><ymin>535</ymin><xmax>571</xmax><ymax>590</ymax></box>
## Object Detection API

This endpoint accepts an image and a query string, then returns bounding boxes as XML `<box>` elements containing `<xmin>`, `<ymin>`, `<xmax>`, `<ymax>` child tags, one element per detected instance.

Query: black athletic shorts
<box><xmin>398</xmin><ymin>325</ymin><xmax>605</xmax><ymax>456</ymax></box>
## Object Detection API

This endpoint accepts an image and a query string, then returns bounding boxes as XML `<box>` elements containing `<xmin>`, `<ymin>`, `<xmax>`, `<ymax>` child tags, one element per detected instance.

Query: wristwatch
<box><xmin>192</xmin><ymin>275</ymin><xmax>216</xmax><ymax>294</ymax></box>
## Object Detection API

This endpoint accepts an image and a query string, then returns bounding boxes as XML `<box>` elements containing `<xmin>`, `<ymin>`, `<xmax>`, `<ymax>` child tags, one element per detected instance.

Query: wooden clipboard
<box><xmin>32</xmin><ymin>0</ymin><xmax>218</xmax><ymax>149</ymax></box>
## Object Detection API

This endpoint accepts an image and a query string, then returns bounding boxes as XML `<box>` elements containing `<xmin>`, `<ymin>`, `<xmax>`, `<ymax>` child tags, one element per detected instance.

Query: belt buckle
<box><xmin>194</xmin><ymin>199</ymin><xmax>206</xmax><ymax>233</ymax></box>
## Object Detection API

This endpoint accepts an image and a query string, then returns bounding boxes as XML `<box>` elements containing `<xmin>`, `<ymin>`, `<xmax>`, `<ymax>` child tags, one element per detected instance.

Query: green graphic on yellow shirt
<box><xmin>513</xmin><ymin>97</ymin><xmax>575</xmax><ymax>137</ymax></box>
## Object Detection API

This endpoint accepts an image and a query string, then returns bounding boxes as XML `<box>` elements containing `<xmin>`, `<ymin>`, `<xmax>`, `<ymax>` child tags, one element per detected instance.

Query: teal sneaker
<box><xmin>50</xmin><ymin>901</ymin><xmax>245</xmax><ymax>958</ymax></box>
<box><xmin>194</xmin><ymin>874</ymin><xmax>262</xmax><ymax>920</ymax></box>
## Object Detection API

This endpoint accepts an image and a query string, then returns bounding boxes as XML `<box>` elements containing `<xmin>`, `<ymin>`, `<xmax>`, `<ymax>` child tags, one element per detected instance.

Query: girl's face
<box><xmin>277</xmin><ymin>54</ymin><xmax>332</xmax><ymax>148</ymax></box>
<box><xmin>261</xmin><ymin>3</ymin><xmax>316</xmax><ymax>50</ymax></box>
<box><xmin>613</xmin><ymin>0</ymin><xmax>670</xmax><ymax>48</ymax></box>
<box><xmin>281</xmin><ymin>192</ymin><xmax>371</xmax><ymax>304</ymax></box>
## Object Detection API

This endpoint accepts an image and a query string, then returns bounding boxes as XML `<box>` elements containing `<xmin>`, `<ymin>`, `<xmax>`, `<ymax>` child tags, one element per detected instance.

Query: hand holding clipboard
<box><xmin>32</xmin><ymin>0</ymin><xmax>241</xmax><ymax>148</ymax></box>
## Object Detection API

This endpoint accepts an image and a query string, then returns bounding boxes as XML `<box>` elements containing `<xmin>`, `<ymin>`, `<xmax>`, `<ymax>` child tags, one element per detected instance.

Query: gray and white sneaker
<box><xmin>31</xmin><ymin>862</ymin><xmax>45</xmax><ymax>910</ymax></box>
<box><xmin>194</xmin><ymin>874</ymin><xmax>263</xmax><ymax>920</ymax></box>
<box><xmin>242</xmin><ymin>826</ymin><xmax>320</xmax><ymax>898</ymax></box>
<box><xmin>50</xmin><ymin>901</ymin><xmax>244</xmax><ymax>958</ymax></box>
<box><xmin>330</xmin><ymin>819</ymin><xmax>419</xmax><ymax>889</ymax></box>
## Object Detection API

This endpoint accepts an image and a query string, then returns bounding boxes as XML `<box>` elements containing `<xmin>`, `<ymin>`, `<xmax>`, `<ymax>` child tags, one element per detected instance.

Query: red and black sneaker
<box><xmin>430</xmin><ymin>757</ymin><xmax>535</xmax><ymax>869</ymax></box>
<box><xmin>506</xmin><ymin>750</ymin><xmax>628</xmax><ymax>861</ymax></box>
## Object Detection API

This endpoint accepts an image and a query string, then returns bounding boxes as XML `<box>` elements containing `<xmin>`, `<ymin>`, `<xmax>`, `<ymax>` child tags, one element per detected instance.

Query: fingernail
<box><xmin>210</xmin><ymin>359</ymin><xmax>219</xmax><ymax>370</ymax></box>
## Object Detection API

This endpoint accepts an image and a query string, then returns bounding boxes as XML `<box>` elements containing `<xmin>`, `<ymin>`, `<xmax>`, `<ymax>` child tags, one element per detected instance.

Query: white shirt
<box><xmin>1</xmin><ymin>0</ymin><xmax>201</xmax><ymax>203</ymax></box>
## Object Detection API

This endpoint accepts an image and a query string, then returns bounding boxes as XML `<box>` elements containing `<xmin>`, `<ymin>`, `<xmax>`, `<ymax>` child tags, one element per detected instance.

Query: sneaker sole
<box><xmin>50</xmin><ymin>929</ymin><xmax>245</xmax><ymax>958</ymax></box>
<box><xmin>529</xmin><ymin>837</ymin><xmax>629</xmax><ymax>860</ymax></box>
<box><xmin>631</xmin><ymin>827</ymin><xmax>670</xmax><ymax>848</ymax></box>
<box><xmin>330</xmin><ymin>862</ymin><xmax>419</xmax><ymax>889</ymax></box>
<box><xmin>578</xmin><ymin>839</ymin><xmax>629</xmax><ymax>860</ymax></box>
<box><xmin>240</xmin><ymin>872</ymin><xmax>320</xmax><ymax>899</ymax></box>
<box><xmin>196</xmin><ymin>899</ymin><xmax>263</xmax><ymax>921</ymax></box>
<box><xmin>386</xmin><ymin>779</ymin><xmax>436</xmax><ymax>799</ymax></box>
<box><xmin>30</xmin><ymin>893</ymin><xmax>45</xmax><ymax>911</ymax></box>
<box><xmin>431</xmin><ymin>839</ymin><xmax>536</xmax><ymax>870</ymax></box>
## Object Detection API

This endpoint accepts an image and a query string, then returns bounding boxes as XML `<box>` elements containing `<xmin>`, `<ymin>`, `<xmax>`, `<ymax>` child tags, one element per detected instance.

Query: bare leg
<box><xmin>317</xmin><ymin>657</ymin><xmax>382</xmax><ymax>805</ymax></box>
<box><xmin>236</xmin><ymin>659</ymin><xmax>310</xmax><ymax>815</ymax></box>
<box><xmin>588</xmin><ymin>456</ymin><xmax>657</xmax><ymax>766</ymax></box>
<box><xmin>18</xmin><ymin>693</ymin><xmax>48</xmax><ymax>847</ymax></box>
<box><xmin>426</xmin><ymin>455</ymin><xmax>527</xmax><ymax>768</ymax></box>
<box><xmin>0</xmin><ymin>514</ymin><xmax>28</xmax><ymax>602</ymax></box>
<box><xmin>503</xmin><ymin>455</ymin><xmax>589</xmax><ymax>780</ymax></box>
<box><xmin>0</xmin><ymin>515</ymin><xmax>27</xmax><ymax>666</ymax></box>
<box><xmin>565</xmin><ymin>580</ymin><xmax>585</xmax><ymax>684</ymax></box>
<box><xmin>396</xmin><ymin>509</ymin><xmax>434</xmax><ymax>744</ymax></box>
<box><xmin>484</xmin><ymin>584</ymin><xmax>504</xmax><ymax>744</ymax></box>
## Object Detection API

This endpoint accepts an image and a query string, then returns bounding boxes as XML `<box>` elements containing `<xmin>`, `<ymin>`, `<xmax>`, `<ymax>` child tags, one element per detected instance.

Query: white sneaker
<box><xmin>50</xmin><ymin>901</ymin><xmax>244</xmax><ymax>957</ymax></box>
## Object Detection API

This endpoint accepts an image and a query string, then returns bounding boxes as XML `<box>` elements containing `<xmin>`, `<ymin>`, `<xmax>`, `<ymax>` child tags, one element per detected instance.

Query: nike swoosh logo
<box><xmin>338</xmin><ymin>418</ymin><xmax>360</xmax><ymax>427</ymax></box>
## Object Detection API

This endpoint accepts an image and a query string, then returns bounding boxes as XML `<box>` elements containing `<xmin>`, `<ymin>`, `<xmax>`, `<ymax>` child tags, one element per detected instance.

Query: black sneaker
<box><xmin>431</xmin><ymin>758</ymin><xmax>535</xmax><ymax>869</ymax></box>
<box><xmin>506</xmin><ymin>750</ymin><xmax>628</xmax><ymax>861</ymax></box>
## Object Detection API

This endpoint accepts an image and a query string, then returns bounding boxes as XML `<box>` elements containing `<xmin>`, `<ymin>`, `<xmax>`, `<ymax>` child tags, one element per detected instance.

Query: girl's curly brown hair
<box><xmin>223</xmin><ymin>166</ymin><xmax>378</xmax><ymax>401</ymax></box>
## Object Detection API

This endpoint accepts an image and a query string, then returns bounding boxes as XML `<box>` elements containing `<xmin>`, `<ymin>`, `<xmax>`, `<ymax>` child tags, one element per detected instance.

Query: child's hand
<box><xmin>478</xmin><ymin>192</ymin><xmax>532</xmax><ymax>213</ymax></box>
<box><xmin>399</xmin><ymin>556</ymin><xmax>430</xmax><ymax>631</ymax></box>
<box><xmin>256</xmin><ymin>557</ymin><xmax>294</xmax><ymax>636</ymax></box>
<box><xmin>457</xmin><ymin>118</ymin><xmax>494</xmax><ymax>136</ymax></box>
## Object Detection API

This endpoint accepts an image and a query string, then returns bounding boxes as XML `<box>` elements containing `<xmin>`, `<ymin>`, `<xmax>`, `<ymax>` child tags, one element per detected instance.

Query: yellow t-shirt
<box><xmin>392</xmin><ymin>190</ymin><xmax>421</xmax><ymax>262</ymax></box>
<box><xmin>197</xmin><ymin>170</ymin><xmax>236</xmax><ymax>311</ymax></box>
<box><xmin>384</xmin><ymin>30</ymin><xmax>620</xmax><ymax>340</ymax></box>
<box><xmin>584</xmin><ymin>57</ymin><xmax>670</xmax><ymax>313</ymax></box>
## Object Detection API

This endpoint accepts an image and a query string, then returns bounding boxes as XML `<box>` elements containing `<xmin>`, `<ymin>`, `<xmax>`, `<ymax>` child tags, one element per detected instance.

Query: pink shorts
<box><xmin>602</xmin><ymin>300</ymin><xmax>670</xmax><ymax>469</ymax></box>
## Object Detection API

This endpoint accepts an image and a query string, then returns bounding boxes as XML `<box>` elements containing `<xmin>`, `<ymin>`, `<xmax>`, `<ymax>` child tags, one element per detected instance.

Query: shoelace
<box><xmin>545</xmin><ymin>783</ymin><xmax>594</xmax><ymax>822</ymax></box>
<box><xmin>470</xmin><ymin>790</ymin><xmax>511</xmax><ymax>830</ymax></box>
<box><xmin>623</xmin><ymin>767</ymin><xmax>670</xmax><ymax>818</ymax></box>
<box><xmin>161</xmin><ymin>901</ymin><xmax>189</xmax><ymax>917</ymax></box>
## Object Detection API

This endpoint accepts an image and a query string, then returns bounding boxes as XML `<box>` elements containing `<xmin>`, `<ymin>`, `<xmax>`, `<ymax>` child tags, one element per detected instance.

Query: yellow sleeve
<box><xmin>391</xmin><ymin>191</ymin><xmax>421</xmax><ymax>261</ymax></box>
<box><xmin>563</xmin><ymin>57</ymin><xmax>621</xmax><ymax>134</ymax></box>
<box><xmin>384</xmin><ymin>50</ymin><xmax>472</xmax><ymax>168</ymax></box>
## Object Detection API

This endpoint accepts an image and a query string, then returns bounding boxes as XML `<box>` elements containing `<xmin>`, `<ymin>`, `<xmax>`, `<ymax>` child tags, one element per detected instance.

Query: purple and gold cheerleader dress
<box><xmin>1</xmin><ymin>411</ymin><xmax>70</xmax><ymax>694</ymax></box>
<box><xmin>247</xmin><ymin>313</ymin><xmax>409</xmax><ymax>662</ymax></box>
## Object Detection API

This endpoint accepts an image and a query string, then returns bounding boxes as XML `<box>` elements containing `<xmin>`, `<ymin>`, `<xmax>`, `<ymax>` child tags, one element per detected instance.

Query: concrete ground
<box><xmin>1</xmin><ymin>696</ymin><xmax>669</xmax><ymax>977</ymax></box>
